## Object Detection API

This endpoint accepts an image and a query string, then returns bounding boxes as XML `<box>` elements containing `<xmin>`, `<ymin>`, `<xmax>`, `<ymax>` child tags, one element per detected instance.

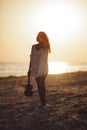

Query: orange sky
<box><xmin>0</xmin><ymin>0</ymin><xmax>87</xmax><ymax>63</ymax></box>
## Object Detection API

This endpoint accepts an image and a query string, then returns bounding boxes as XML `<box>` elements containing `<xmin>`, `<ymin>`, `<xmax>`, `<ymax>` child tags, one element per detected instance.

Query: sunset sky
<box><xmin>0</xmin><ymin>0</ymin><xmax>87</xmax><ymax>63</ymax></box>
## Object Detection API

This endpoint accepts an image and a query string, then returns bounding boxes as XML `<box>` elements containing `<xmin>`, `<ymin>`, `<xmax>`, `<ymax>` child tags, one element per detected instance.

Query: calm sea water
<box><xmin>0</xmin><ymin>62</ymin><xmax>87</xmax><ymax>77</ymax></box>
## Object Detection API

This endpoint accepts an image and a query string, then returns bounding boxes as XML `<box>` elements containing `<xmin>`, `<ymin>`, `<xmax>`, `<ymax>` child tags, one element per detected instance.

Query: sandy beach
<box><xmin>0</xmin><ymin>72</ymin><xmax>87</xmax><ymax>130</ymax></box>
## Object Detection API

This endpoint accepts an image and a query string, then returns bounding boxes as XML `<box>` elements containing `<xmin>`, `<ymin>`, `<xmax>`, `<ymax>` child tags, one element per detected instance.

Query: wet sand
<box><xmin>0</xmin><ymin>72</ymin><xmax>87</xmax><ymax>130</ymax></box>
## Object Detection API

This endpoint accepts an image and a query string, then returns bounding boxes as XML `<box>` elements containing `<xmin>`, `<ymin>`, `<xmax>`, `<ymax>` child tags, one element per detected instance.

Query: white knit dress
<box><xmin>30</xmin><ymin>44</ymin><xmax>48</xmax><ymax>78</ymax></box>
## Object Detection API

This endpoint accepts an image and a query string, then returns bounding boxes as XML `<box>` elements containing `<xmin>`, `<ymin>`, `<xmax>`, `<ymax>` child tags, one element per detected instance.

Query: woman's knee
<box><xmin>36</xmin><ymin>77</ymin><xmax>42</xmax><ymax>86</ymax></box>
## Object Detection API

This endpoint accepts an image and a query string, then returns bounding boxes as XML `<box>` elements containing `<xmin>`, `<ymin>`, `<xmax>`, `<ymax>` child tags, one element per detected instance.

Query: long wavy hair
<box><xmin>36</xmin><ymin>31</ymin><xmax>51</xmax><ymax>53</ymax></box>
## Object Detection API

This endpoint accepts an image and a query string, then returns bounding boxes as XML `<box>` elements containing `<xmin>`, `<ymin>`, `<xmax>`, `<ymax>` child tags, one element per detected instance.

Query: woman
<box><xmin>28</xmin><ymin>31</ymin><xmax>51</xmax><ymax>107</ymax></box>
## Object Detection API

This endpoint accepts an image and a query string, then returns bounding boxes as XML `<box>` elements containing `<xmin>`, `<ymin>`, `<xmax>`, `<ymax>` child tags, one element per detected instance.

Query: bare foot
<box><xmin>39</xmin><ymin>104</ymin><xmax>52</xmax><ymax>108</ymax></box>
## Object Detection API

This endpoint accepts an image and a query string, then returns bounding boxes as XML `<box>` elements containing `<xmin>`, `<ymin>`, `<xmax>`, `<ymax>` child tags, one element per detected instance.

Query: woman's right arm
<box><xmin>28</xmin><ymin>45</ymin><xmax>34</xmax><ymax>76</ymax></box>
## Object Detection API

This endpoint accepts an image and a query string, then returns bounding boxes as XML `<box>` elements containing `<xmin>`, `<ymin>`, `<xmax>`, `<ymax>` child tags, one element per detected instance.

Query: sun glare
<box><xmin>48</xmin><ymin>61</ymin><xmax>68</xmax><ymax>74</ymax></box>
<box><xmin>33</xmin><ymin>2</ymin><xmax>83</xmax><ymax>42</ymax></box>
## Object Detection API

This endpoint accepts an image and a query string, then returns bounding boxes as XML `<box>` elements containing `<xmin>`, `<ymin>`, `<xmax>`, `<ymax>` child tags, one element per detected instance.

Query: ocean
<box><xmin>0</xmin><ymin>62</ymin><xmax>87</xmax><ymax>77</ymax></box>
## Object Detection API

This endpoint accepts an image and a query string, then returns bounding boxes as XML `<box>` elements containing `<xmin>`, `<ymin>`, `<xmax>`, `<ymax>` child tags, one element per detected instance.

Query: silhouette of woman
<box><xmin>28</xmin><ymin>31</ymin><xmax>51</xmax><ymax>107</ymax></box>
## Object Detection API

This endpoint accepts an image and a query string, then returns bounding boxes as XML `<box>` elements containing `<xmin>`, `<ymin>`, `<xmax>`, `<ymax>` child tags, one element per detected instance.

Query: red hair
<box><xmin>36</xmin><ymin>31</ymin><xmax>51</xmax><ymax>52</ymax></box>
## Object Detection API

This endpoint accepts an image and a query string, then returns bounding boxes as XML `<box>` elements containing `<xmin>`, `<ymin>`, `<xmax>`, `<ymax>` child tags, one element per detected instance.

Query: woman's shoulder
<box><xmin>32</xmin><ymin>44</ymin><xmax>36</xmax><ymax>48</ymax></box>
<box><xmin>32</xmin><ymin>43</ymin><xmax>47</xmax><ymax>51</ymax></box>
<box><xmin>31</xmin><ymin>44</ymin><xmax>41</xmax><ymax>51</ymax></box>
<box><xmin>32</xmin><ymin>43</ymin><xmax>41</xmax><ymax>51</ymax></box>
<box><xmin>31</xmin><ymin>44</ymin><xmax>36</xmax><ymax>50</ymax></box>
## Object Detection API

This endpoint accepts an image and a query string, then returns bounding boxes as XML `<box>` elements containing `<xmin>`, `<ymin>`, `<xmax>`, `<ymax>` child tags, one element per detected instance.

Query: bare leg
<box><xmin>36</xmin><ymin>75</ymin><xmax>46</xmax><ymax>106</ymax></box>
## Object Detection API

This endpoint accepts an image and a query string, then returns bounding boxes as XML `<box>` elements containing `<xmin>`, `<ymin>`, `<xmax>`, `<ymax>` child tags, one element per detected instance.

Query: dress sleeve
<box><xmin>30</xmin><ymin>45</ymin><xmax>35</xmax><ymax>59</ymax></box>
<box><xmin>28</xmin><ymin>45</ymin><xmax>34</xmax><ymax>72</ymax></box>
